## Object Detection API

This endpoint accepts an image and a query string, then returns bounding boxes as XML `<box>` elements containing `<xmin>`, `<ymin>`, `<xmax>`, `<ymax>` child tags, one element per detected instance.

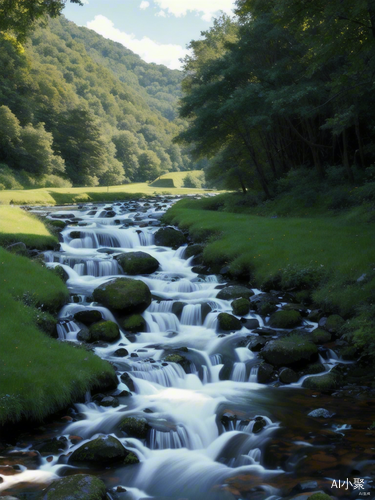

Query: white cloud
<box><xmin>153</xmin><ymin>0</ymin><xmax>235</xmax><ymax>21</ymax></box>
<box><xmin>86</xmin><ymin>15</ymin><xmax>189</xmax><ymax>69</ymax></box>
<box><xmin>81</xmin><ymin>0</ymin><xmax>89</xmax><ymax>4</ymax></box>
<box><xmin>140</xmin><ymin>1</ymin><xmax>150</xmax><ymax>9</ymax></box>
<box><xmin>156</xmin><ymin>10</ymin><xmax>166</xmax><ymax>17</ymax></box>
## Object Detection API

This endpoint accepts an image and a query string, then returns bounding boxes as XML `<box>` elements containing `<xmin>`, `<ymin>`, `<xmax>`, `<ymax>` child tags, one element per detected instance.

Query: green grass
<box><xmin>0</xmin><ymin>179</ymin><xmax>212</xmax><ymax>206</ymax></box>
<box><xmin>0</xmin><ymin>206</ymin><xmax>58</xmax><ymax>249</ymax></box>
<box><xmin>150</xmin><ymin>170</ymin><xmax>203</xmax><ymax>188</ymax></box>
<box><xmin>0</xmin><ymin>249</ymin><xmax>115</xmax><ymax>425</ymax></box>
<box><xmin>164</xmin><ymin>198</ymin><xmax>375</xmax><ymax>319</ymax></box>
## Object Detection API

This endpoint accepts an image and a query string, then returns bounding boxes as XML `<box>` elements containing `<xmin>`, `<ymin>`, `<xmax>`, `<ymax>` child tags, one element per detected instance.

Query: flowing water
<box><xmin>1</xmin><ymin>197</ymin><xmax>375</xmax><ymax>500</ymax></box>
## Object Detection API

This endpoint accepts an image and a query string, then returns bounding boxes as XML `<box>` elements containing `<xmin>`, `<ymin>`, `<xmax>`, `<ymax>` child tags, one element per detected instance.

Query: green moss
<box><xmin>258</xmin><ymin>301</ymin><xmax>277</xmax><ymax>316</ymax></box>
<box><xmin>154</xmin><ymin>227</ymin><xmax>186</xmax><ymax>249</ymax></box>
<box><xmin>40</xmin><ymin>474</ymin><xmax>107</xmax><ymax>500</ymax></box>
<box><xmin>121</xmin><ymin>314</ymin><xmax>146</xmax><ymax>333</ymax></box>
<box><xmin>93</xmin><ymin>277</ymin><xmax>151</xmax><ymax>314</ymax></box>
<box><xmin>74</xmin><ymin>310</ymin><xmax>103</xmax><ymax>325</ymax></box>
<box><xmin>217</xmin><ymin>286</ymin><xmax>254</xmax><ymax>300</ymax></box>
<box><xmin>232</xmin><ymin>298</ymin><xmax>250</xmax><ymax>316</ymax></box>
<box><xmin>218</xmin><ymin>312</ymin><xmax>242</xmax><ymax>331</ymax></box>
<box><xmin>51</xmin><ymin>264</ymin><xmax>68</xmax><ymax>283</ymax></box>
<box><xmin>268</xmin><ymin>310</ymin><xmax>302</xmax><ymax>329</ymax></box>
<box><xmin>311</xmin><ymin>328</ymin><xmax>331</xmax><ymax>344</ymax></box>
<box><xmin>116</xmin><ymin>251</ymin><xmax>159</xmax><ymax>275</ymax></box>
<box><xmin>261</xmin><ymin>334</ymin><xmax>318</xmax><ymax>366</ymax></box>
<box><xmin>185</xmin><ymin>244</ymin><xmax>204</xmax><ymax>259</ymax></box>
<box><xmin>32</xmin><ymin>310</ymin><xmax>57</xmax><ymax>337</ymax></box>
<box><xmin>304</xmin><ymin>363</ymin><xmax>326</xmax><ymax>375</ymax></box>
<box><xmin>118</xmin><ymin>417</ymin><xmax>150</xmax><ymax>438</ymax></box>
<box><xmin>325</xmin><ymin>314</ymin><xmax>345</xmax><ymax>333</ymax></box>
<box><xmin>302</xmin><ymin>373</ymin><xmax>338</xmax><ymax>392</ymax></box>
<box><xmin>69</xmin><ymin>436</ymin><xmax>130</xmax><ymax>464</ymax></box>
<box><xmin>164</xmin><ymin>354</ymin><xmax>185</xmax><ymax>364</ymax></box>
<box><xmin>89</xmin><ymin>321</ymin><xmax>120</xmax><ymax>342</ymax></box>
<box><xmin>48</xmin><ymin>219</ymin><xmax>67</xmax><ymax>229</ymax></box>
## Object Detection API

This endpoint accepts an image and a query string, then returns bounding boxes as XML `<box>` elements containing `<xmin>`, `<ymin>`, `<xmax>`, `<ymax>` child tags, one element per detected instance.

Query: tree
<box><xmin>0</xmin><ymin>0</ymin><xmax>83</xmax><ymax>42</ymax></box>
<box><xmin>137</xmin><ymin>151</ymin><xmax>161</xmax><ymax>182</ymax></box>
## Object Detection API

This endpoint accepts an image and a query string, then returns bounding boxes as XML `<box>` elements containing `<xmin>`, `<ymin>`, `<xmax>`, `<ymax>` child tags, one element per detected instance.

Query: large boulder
<box><xmin>154</xmin><ymin>227</ymin><xmax>186</xmax><ymax>249</ymax></box>
<box><xmin>217</xmin><ymin>286</ymin><xmax>254</xmax><ymax>300</ymax></box>
<box><xmin>217</xmin><ymin>313</ymin><xmax>242</xmax><ymax>331</ymax></box>
<box><xmin>88</xmin><ymin>321</ymin><xmax>120</xmax><ymax>342</ymax></box>
<box><xmin>261</xmin><ymin>336</ymin><xmax>318</xmax><ymax>367</ymax></box>
<box><xmin>115</xmin><ymin>251</ymin><xmax>159</xmax><ymax>275</ymax></box>
<box><xmin>93</xmin><ymin>278</ymin><xmax>151</xmax><ymax>314</ymax></box>
<box><xmin>319</xmin><ymin>315</ymin><xmax>345</xmax><ymax>334</ymax></box>
<box><xmin>311</xmin><ymin>328</ymin><xmax>331</xmax><ymax>344</ymax></box>
<box><xmin>74</xmin><ymin>310</ymin><xmax>102</xmax><ymax>325</ymax></box>
<box><xmin>69</xmin><ymin>435</ymin><xmax>138</xmax><ymax>466</ymax></box>
<box><xmin>250</xmin><ymin>293</ymin><xmax>279</xmax><ymax>316</ymax></box>
<box><xmin>268</xmin><ymin>310</ymin><xmax>303</xmax><ymax>329</ymax></box>
<box><xmin>39</xmin><ymin>474</ymin><xmax>107</xmax><ymax>500</ymax></box>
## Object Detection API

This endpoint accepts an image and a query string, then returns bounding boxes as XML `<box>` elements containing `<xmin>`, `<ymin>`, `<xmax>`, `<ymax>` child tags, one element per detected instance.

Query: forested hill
<box><xmin>0</xmin><ymin>16</ymin><xmax>196</xmax><ymax>189</ymax></box>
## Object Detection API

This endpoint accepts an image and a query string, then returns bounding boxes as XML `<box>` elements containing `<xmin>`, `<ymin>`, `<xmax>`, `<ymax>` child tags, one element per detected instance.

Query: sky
<box><xmin>63</xmin><ymin>0</ymin><xmax>236</xmax><ymax>70</ymax></box>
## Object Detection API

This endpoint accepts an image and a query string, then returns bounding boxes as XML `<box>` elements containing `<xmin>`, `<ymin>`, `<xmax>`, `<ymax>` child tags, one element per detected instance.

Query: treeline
<box><xmin>0</xmin><ymin>15</ymin><xmax>200</xmax><ymax>189</ymax></box>
<box><xmin>177</xmin><ymin>0</ymin><xmax>375</xmax><ymax>196</ymax></box>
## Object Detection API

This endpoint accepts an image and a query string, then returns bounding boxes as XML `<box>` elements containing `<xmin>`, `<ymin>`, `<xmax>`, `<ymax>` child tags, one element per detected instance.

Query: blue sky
<box><xmin>63</xmin><ymin>0</ymin><xmax>236</xmax><ymax>69</ymax></box>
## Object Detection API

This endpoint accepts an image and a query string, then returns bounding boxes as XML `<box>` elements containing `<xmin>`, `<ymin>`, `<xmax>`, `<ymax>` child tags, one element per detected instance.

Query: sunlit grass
<box><xmin>150</xmin><ymin>170</ymin><xmax>203</xmax><ymax>188</ymax></box>
<box><xmin>165</xmin><ymin>199</ymin><xmax>375</xmax><ymax>316</ymax></box>
<box><xmin>0</xmin><ymin>206</ymin><xmax>57</xmax><ymax>249</ymax></box>
<box><xmin>0</xmin><ymin>181</ymin><xmax>213</xmax><ymax>206</ymax></box>
<box><xmin>0</xmin><ymin>249</ymin><xmax>115</xmax><ymax>425</ymax></box>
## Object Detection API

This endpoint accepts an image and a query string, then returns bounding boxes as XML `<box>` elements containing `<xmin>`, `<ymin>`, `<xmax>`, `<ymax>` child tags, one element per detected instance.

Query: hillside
<box><xmin>0</xmin><ymin>16</ymin><xmax>199</xmax><ymax>190</ymax></box>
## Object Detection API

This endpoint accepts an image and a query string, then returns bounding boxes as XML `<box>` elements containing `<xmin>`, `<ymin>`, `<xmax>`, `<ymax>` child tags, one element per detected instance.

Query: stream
<box><xmin>1</xmin><ymin>196</ymin><xmax>375</xmax><ymax>500</ymax></box>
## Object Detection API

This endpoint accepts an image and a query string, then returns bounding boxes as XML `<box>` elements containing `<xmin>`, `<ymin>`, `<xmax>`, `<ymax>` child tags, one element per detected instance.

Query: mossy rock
<box><xmin>69</xmin><ymin>231</ymin><xmax>81</xmax><ymax>239</ymax></box>
<box><xmin>261</xmin><ymin>335</ymin><xmax>318</xmax><ymax>367</ymax></box>
<box><xmin>164</xmin><ymin>354</ymin><xmax>185</xmax><ymax>364</ymax></box>
<box><xmin>115</xmin><ymin>251</ymin><xmax>159</xmax><ymax>275</ymax></box>
<box><xmin>308</xmin><ymin>494</ymin><xmax>332</xmax><ymax>500</ymax></box>
<box><xmin>303</xmin><ymin>363</ymin><xmax>326</xmax><ymax>375</ymax></box>
<box><xmin>93</xmin><ymin>278</ymin><xmax>151</xmax><ymax>314</ymax></box>
<box><xmin>89</xmin><ymin>321</ymin><xmax>120</xmax><ymax>342</ymax></box>
<box><xmin>258</xmin><ymin>301</ymin><xmax>278</xmax><ymax>316</ymax></box>
<box><xmin>268</xmin><ymin>310</ymin><xmax>303</xmax><ymax>329</ymax></box>
<box><xmin>282</xmin><ymin>303</ymin><xmax>309</xmax><ymax>317</ymax></box>
<box><xmin>118</xmin><ymin>417</ymin><xmax>150</xmax><ymax>439</ymax></box>
<box><xmin>217</xmin><ymin>312</ymin><xmax>242</xmax><ymax>331</ymax></box>
<box><xmin>121</xmin><ymin>314</ymin><xmax>146</xmax><ymax>333</ymax></box>
<box><xmin>48</xmin><ymin>220</ymin><xmax>67</xmax><ymax>229</ymax></box>
<box><xmin>324</xmin><ymin>314</ymin><xmax>345</xmax><ymax>334</ymax></box>
<box><xmin>279</xmin><ymin>367</ymin><xmax>298</xmax><ymax>384</ymax></box>
<box><xmin>232</xmin><ymin>298</ymin><xmax>250</xmax><ymax>316</ymax></box>
<box><xmin>35</xmin><ymin>437</ymin><xmax>67</xmax><ymax>455</ymax></box>
<box><xmin>294</xmin><ymin>290</ymin><xmax>312</xmax><ymax>305</ymax></box>
<box><xmin>39</xmin><ymin>474</ymin><xmax>107</xmax><ymax>500</ymax></box>
<box><xmin>302</xmin><ymin>373</ymin><xmax>338</xmax><ymax>392</ymax></box>
<box><xmin>185</xmin><ymin>244</ymin><xmax>204</xmax><ymax>259</ymax></box>
<box><xmin>34</xmin><ymin>311</ymin><xmax>57</xmax><ymax>337</ymax></box>
<box><xmin>217</xmin><ymin>286</ymin><xmax>254</xmax><ymax>300</ymax></box>
<box><xmin>154</xmin><ymin>227</ymin><xmax>186</xmax><ymax>249</ymax></box>
<box><xmin>340</xmin><ymin>346</ymin><xmax>359</xmax><ymax>361</ymax></box>
<box><xmin>69</xmin><ymin>435</ymin><xmax>138</xmax><ymax>466</ymax></box>
<box><xmin>257</xmin><ymin>363</ymin><xmax>274</xmax><ymax>383</ymax></box>
<box><xmin>51</xmin><ymin>265</ymin><xmax>69</xmax><ymax>283</ymax></box>
<box><xmin>311</xmin><ymin>328</ymin><xmax>331</xmax><ymax>344</ymax></box>
<box><xmin>74</xmin><ymin>310</ymin><xmax>102</xmax><ymax>325</ymax></box>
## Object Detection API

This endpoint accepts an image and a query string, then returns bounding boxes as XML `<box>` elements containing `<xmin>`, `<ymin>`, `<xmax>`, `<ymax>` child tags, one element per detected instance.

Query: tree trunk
<box><xmin>354</xmin><ymin>113</ymin><xmax>365</xmax><ymax>169</ymax></box>
<box><xmin>342</xmin><ymin>129</ymin><xmax>354</xmax><ymax>183</ymax></box>
<box><xmin>368</xmin><ymin>0</ymin><xmax>375</xmax><ymax>38</ymax></box>
<box><xmin>305</xmin><ymin>120</ymin><xmax>325</xmax><ymax>179</ymax></box>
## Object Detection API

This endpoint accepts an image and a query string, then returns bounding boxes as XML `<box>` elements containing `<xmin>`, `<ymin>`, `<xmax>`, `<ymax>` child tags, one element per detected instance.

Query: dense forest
<box><xmin>0</xmin><ymin>12</ymin><xmax>200</xmax><ymax>189</ymax></box>
<box><xmin>177</xmin><ymin>0</ymin><xmax>375</xmax><ymax>201</ymax></box>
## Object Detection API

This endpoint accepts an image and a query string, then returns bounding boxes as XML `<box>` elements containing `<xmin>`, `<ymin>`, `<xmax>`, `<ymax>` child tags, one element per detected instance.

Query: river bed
<box><xmin>1</xmin><ymin>196</ymin><xmax>375</xmax><ymax>500</ymax></box>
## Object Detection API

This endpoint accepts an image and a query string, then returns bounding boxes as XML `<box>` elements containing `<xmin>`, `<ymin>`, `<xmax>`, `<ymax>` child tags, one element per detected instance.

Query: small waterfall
<box><xmin>56</xmin><ymin>320</ymin><xmax>80</xmax><ymax>341</ymax></box>
<box><xmin>249</xmin><ymin>366</ymin><xmax>259</xmax><ymax>382</ymax></box>
<box><xmin>149</xmin><ymin>427</ymin><xmax>188</xmax><ymax>450</ymax></box>
<box><xmin>130</xmin><ymin>362</ymin><xmax>186</xmax><ymax>387</ymax></box>
<box><xmin>181</xmin><ymin>304</ymin><xmax>202</xmax><ymax>326</ymax></box>
<box><xmin>148</xmin><ymin>301</ymin><xmax>174</xmax><ymax>313</ymax></box>
<box><xmin>231</xmin><ymin>362</ymin><xmax>248</xmax><ymax>382</ymax></box>
<box><xmin>143</xmin><ymin>311</ymin><xmax>180</xmax><ymax>333</ymax></box>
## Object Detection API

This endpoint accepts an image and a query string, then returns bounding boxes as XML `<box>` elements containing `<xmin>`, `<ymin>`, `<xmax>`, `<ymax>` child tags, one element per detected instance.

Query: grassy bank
<box><xmin>164</xmin><ymin>197</ymin><xmax>375</xmax><ymax>353</ymax></box>
<box><xmin>0</xmin><ymin>179</ymin><xmax>212</xmax><ymax>206</ymax></box>
<box><xmin>0</xmin><ymin>206</ymin><xmax>58</xmax><ymax>249</ymax></box>
<box><xmin>0</xmin><ymin>205</ymin><xmax>117</xmax><ymax>425</ymax></box>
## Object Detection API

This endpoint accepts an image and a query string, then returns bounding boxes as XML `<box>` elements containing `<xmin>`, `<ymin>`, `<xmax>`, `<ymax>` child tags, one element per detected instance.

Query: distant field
<box><xmin>0</xmin><ymin>178</ymin><xmax>211</xmax><ymax>206</ymax></box>
<box><xmin>150</xmin><ymin>170</ymin><xmax>204</xmax><ymax>188</ymax></box>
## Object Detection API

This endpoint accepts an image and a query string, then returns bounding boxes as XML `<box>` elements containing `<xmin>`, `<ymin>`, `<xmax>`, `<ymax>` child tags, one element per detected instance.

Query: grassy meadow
<box><xmin>164</xmin><ymin>197</ymin><xmax>375</xmax><ymax>351</ymax></box>
<box><xmin>0</xmin><ymin>173</ymin><xmax>210</xmax><ymax>206</ymax></box>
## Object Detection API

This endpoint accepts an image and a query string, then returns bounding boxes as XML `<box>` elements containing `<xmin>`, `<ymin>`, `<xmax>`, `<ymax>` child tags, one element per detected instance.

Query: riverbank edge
<box><xmin>163</xmin><ymin>200</ymin><xmax>375</xmax><ymax>389</ymax></box>
<box><xmin>0</xmin><ymin>212</ymin><xmax>117</xmax><ymax>429</ymax></box>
